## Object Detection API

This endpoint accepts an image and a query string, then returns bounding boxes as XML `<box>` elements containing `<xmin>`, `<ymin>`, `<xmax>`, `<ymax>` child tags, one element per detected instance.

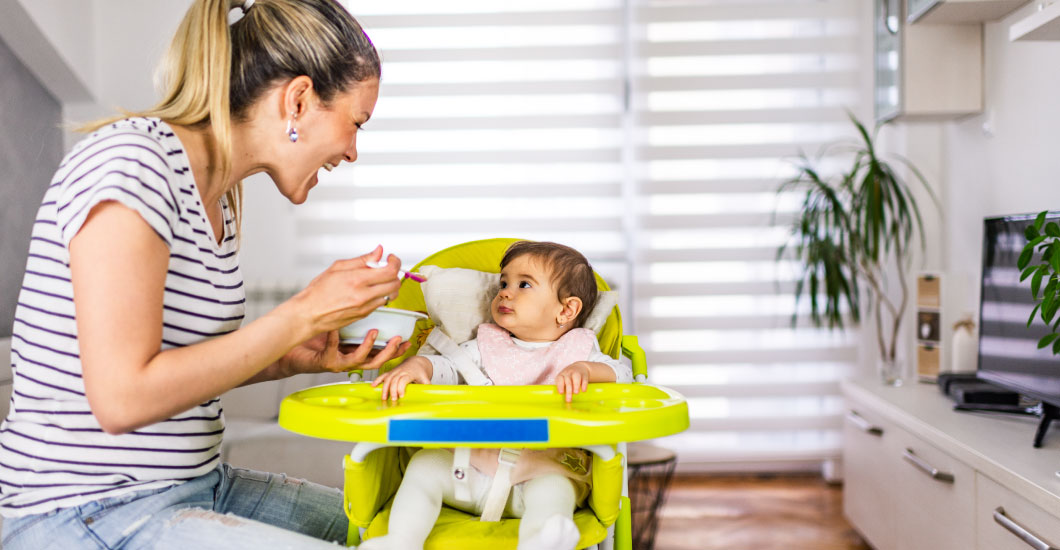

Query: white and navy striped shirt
<box><xmin>0</xmin><ymin>118</ymin><xmax>244</xmax><ymax>517</ymax></box>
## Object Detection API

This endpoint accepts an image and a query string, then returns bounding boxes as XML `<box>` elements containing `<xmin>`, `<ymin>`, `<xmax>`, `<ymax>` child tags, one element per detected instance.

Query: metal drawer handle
<box><xmin>845</xmin><ymin>411</ymin><xmax>883</xmax><ymax>436</ymax></box>
<box><xmin>994</xmin><ymin>507</ymin><xmax>1059</xmax><ymax>550</ymax></box>
<box><xmin>901</xmin><ymin>448</ymin><xmax>954</xmax><ymax>483</ymax></box>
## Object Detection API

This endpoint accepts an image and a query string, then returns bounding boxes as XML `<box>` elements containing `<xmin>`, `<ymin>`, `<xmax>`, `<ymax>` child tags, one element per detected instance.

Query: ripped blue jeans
<box><xmin>0</xmin><ymin>464</ymin><xmax>348</xmax><ymax>549</ymax></box>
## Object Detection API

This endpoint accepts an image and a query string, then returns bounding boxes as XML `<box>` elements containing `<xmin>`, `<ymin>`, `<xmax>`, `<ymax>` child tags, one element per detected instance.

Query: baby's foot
<box><xmin>517</xmin><ymin>515</ymin><xmax>580</xmax><ymax>550</ymax></box>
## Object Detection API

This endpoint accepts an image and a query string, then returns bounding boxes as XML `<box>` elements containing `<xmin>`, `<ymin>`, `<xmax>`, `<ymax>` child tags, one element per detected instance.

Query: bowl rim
<box><xmin>371</xmin><ymin>307</ymin><xmax>428</xmax><ymax>320</ymax></box>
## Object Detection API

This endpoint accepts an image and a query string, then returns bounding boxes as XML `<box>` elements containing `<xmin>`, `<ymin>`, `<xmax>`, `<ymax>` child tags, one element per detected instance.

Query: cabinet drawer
<box><xmin>842</xmin><ymin>405</ymin><xmax>896</xmax><ymax>549</ymax></box>
<box><xmin>977</xmin><ymin>473</ymin><xmax>1060</xmax><ymax>550</ymax></box>
<box><xmin>889</xmin><ymin>428</ymin><xmax>975</xmax><ymax>550</ymax></box>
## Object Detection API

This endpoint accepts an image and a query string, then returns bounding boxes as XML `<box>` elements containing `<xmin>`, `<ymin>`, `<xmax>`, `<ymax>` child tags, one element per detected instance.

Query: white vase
<box><xmin>879</xmin><ymin>357</ymin><xmax>903</xmax><ymax>386</ymax></box>
<box><xmin>949</xmin><ymin>317</ymin><xmax>978</xmax><ymax>374</ymax></box>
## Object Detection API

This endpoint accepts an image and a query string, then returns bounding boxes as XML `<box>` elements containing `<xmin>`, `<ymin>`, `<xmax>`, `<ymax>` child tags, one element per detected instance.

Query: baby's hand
<box><xmin>371</xmin><ymin>356</ymin><xmax>433</xmax><ymax>401</ymax></box>
<box><xmin>555</xmin><ymin>362</ymin><xmax>591</xmax><ymax>403</ymax></box>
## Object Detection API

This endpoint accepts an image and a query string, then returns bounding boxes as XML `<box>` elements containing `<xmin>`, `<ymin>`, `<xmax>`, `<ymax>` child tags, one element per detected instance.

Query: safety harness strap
<box><xmin>480</xmin><ymin>448</ymin><xmax>521</xmax><ymax>522</ymax></box>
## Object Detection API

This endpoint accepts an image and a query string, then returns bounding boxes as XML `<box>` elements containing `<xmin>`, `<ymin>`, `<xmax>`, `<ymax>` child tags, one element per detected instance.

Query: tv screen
<box><xmin>978</xmin><ymin>212</ymin><xmax>1060</xmax><ymax>408</ymax></box>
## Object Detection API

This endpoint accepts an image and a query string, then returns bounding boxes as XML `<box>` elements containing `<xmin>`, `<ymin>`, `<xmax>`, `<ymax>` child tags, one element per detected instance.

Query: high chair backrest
<box><xmin>388</xmin><ymin>238</ymin><xmax>624</xmax><ymax>360</ymax></box>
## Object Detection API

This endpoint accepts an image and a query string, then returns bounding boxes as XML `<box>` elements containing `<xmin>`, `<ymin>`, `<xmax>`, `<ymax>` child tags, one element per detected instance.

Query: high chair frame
<box><xmin>278</xmin><ymin>239</ymin><xmax>689</xmax><ymax>549</ymax></box>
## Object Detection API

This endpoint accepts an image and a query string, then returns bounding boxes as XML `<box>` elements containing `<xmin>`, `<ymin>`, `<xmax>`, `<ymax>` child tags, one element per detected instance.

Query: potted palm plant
<box><xmin>777</xmin><ymin>114</ymin><xmax>936</xmax><ymax>385</ymax></box>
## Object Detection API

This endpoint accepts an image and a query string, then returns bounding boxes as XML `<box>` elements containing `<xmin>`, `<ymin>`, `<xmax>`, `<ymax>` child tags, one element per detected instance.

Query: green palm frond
<box><xmin>777</xmin><ymin>113</ymin><xmax>935</xmax><ymax>362</ymax></box>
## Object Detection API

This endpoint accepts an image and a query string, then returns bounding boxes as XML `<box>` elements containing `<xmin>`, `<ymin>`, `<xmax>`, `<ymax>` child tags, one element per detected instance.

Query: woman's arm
<box><xmin>72</xmin><ymin>202</ymin><xmax>401</xmax><ymax>434</ymax></box>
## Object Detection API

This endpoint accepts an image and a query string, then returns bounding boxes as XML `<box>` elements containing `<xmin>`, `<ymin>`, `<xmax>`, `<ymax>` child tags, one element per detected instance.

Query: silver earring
<box><xmin>285</xmin><ymin>118</ymin><xmax>299</xmax><ymax>143</ymax></box>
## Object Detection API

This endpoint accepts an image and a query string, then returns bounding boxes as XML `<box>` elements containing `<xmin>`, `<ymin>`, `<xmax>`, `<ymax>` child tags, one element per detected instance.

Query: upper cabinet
<box><xmin>907</xmin><ymin>0</ymin><xmax>1027</xmax><ymax>24</ymax></box>
<box><xmin>1010</xmin><ymin>1</ymin><xmax>1060</xmax><ymax>41</ymax></box>
<box><xmin>875</xmin><ymin>0</ymin><xmax>984</xmax><ymax>121</ymax></box>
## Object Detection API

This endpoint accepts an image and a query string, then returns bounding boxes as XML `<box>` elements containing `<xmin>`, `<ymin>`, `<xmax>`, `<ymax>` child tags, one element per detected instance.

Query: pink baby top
<box><xmin>476</xmin><ymin>323</ymin><xmax>596</xmax><ymax>385</ymax></box>
<box><xmin>467</xmin><ymin>323</ymin><xmax>598</xmax><ymax>497</ymax></box>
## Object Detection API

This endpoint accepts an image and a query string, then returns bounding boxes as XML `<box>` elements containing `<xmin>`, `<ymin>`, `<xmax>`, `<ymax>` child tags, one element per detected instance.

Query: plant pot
<box><xmin>878</xmin><ymin>357</ymin><xmax>903</xmax><ymax>387</ymax></box>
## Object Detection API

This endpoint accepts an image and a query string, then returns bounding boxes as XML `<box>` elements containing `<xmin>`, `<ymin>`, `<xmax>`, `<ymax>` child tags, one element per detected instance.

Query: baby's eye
<box><xmin>519</xmin><ymin>281</ymin><xmax>532</xmax><ymax>289</ymax></box>
<box><xmin>499</xmin><ymin>281</ymin><xmax>508</xmax><ymax>289</ymax></box>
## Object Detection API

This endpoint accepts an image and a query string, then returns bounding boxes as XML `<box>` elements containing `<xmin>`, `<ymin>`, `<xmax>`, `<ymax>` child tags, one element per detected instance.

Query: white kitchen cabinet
<box><xmin>842</xmin><ymin>378</ymin><xmax>1060</xmax><ymax>550</ymax></box>
<box><xmin>908</xmin><ymin>0</ymin><xmax>1027</xmax><ymax>24</ymax></box>
<box><xmin>976</xmin><ymin>473</ymin><xmax>1060</xmax><ymax>550</ymax></box>
<box><xmin>874</xmin><ymin>0</ymin><xmax>984</xmax><ymax>121</ymax></box>
<box><xmin>843</xmin><ymin>408</ymin><xmax>897</xmax><ymax>550</ymax></box>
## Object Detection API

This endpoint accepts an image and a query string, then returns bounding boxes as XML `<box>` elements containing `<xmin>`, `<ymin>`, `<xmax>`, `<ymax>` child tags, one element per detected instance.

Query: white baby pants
<box><xmin>360</xmin><ymin>448</ymin><xmax>581</xmax><ymax>550</ymax></box>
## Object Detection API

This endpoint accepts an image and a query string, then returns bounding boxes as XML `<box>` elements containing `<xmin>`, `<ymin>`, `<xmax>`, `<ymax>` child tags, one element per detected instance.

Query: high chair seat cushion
<box><xmin>364</xmin><ymin>499</ymin><xmax>609</xmax><ymax>550</ymax></box>
<box><xmin>417</xmin><ymin>265</ymin><xmax>619</xmax><ymax>351</ymax></box>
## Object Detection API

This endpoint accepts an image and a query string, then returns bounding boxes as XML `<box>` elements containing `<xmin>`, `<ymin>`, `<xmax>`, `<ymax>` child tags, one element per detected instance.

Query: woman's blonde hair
<box><xmin>80</xmin><ymin>0</ymin><xmax>380</xmax><ymax>235</ymax></box>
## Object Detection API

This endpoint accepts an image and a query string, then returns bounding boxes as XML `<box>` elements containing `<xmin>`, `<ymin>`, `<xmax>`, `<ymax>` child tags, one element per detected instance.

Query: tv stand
<box><xmin>842</xmin><ymin>378</ymin><xmax>1060</xmax><ymax>549</ymax></box>
<box><xmin>1034</xmin><ymin>402</ymin><xmax>1060</xmax><ymax>448</ymax></box>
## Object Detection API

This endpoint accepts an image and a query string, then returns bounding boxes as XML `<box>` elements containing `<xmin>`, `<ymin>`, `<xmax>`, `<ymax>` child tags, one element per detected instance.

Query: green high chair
<box><xmin>278</xmin><ymin>238</ymin><xmax>689</xmax><ymax>549</ymax></box>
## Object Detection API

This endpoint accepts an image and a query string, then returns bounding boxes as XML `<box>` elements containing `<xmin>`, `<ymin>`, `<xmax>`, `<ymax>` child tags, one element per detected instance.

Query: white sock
<box><xmin>517</xmin><ymin>514</ymin><xmax>580</xmax><ymax>550</ymax></box>
<box><xmin>514</xmin><ymin>474</ymin><xmax>581</xmax><ymax>550</ymax></box>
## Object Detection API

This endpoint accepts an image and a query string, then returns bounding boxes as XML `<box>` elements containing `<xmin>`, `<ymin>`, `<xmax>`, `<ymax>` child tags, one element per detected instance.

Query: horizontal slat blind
<box><xmin>309</xmin><ymin>0</ymin><xmax>865</xmax><ymax>470</ymax></box>
<box><xmin>633</xmin><ymin>0</ymin><xmax>861</xmax><ymax>467</ymax></box>
<box><xmin>300</xmin><ymin>1</ymin><xmax>628</xmax><ymax>288</ymax></box>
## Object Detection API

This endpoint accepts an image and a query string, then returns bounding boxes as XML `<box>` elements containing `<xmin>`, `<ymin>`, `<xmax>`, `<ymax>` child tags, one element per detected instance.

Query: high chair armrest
<box><xmin>621</xmin><ymin>335</ymin><xmax>647</xmax><ymax>382</ymax></box>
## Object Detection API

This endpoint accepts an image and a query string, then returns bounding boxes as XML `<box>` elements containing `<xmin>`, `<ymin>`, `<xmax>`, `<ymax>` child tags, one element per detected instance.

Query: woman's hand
<box><xmin>277</xmin><ymin>329</ymin><xmax>412</xmax><ymax>378</ymax></box>
<box><xmin>240</xmin><ymin>246</ymin><xmax>411</xmax><ymax>386</ymax></box>
<box><xmin>278</xmin><ymin>245</ymin><xmax>404</xmax><ymax>340</ymax></box>
<box><xmin>371</xmin><ymin>356</ymin><xmax>433</xmax><ymax>400</ymax></box>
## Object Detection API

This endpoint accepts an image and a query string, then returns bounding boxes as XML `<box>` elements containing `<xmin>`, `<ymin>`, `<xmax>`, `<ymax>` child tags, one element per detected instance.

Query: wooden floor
<box><xmin>649</xmin><ymin>474</ymin><xmax>871</xmax><ymax>550</ymax></box>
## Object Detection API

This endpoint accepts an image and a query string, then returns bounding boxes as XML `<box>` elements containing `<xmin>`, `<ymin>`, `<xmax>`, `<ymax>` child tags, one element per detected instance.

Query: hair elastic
<box><xmin>227</xmin><ymin>0</ymin><xmax>255</xmax><ymax>26</ymax></box>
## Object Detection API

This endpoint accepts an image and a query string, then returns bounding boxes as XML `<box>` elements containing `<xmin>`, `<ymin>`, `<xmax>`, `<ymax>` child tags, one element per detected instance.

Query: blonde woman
<box><xmin>0</xmin><ymin>1</ymin><xmax>400</xmax><ymax>548</ymax></box>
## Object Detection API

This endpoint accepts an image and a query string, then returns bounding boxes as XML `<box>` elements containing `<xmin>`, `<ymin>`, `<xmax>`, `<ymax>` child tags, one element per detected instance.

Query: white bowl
<box><xmin>338</xmin><ymin>307</ymin><xmax>427</xmax><ymax>346</ymax></box>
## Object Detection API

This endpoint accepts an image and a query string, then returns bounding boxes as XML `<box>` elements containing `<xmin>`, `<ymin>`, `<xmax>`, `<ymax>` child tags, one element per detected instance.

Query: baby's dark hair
<box><xmin>500</xmin><ymin>241</ymin><xmax>599</xmax><ymax>328</ymax></box>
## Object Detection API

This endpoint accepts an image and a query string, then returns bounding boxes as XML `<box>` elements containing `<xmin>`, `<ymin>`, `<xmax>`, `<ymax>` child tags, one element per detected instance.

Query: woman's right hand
<box><xmin>281</xmin><ymin>245</ymin><xmax>403</xmax><ymax>338</ymax></box>
<box><xmin>237</xmin><ymin>246</ymin><xmax>410</xmax><ymax>387</ymax></box>
<box><xmin>372</xmin><ymin>356</ymin><xmax>433</xmax><ymax>400</ymax></box>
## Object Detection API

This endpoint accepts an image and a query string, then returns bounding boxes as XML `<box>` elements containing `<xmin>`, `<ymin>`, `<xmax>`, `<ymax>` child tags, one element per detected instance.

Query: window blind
<box><xmin>304</xmin><ymin>0</ymin><xmax>630</xmax><ymax>293</ymax></box>
<box><xmin>633</xmin><ymin>0</ymin><xmax>861</xmax><ymax>468</ymax></box>
<box><xmin>311</xmin><ymin>0</ymin><xmax>864</xmax><ymax>470</ymax></box>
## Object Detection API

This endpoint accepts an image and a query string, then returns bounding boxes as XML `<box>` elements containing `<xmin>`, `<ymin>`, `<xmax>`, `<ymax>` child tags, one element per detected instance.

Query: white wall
<box><xmin>0</xmin><ymin>0</ymin><xmax>296</xmax><ymax>285</ymax></box>
<box><xmin>2</xmin><ymin>0</ymin><xmax>95</xmax><ymax>102</ymax></box>
<box><xmin>876</xmin><ymin>3</ymin><xmax>1060</xmax><ymax>373</ymax></box>
<box><xmin>943</xmin><ymin>4</ymin><xmax>1060</xmax><ymax>311</ymax></box>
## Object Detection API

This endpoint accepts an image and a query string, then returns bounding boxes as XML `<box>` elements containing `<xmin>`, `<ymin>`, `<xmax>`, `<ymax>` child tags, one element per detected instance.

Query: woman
<box><xmin>0</xmin><ymin>1</ymin><xmax>397</xmax><ymax>547</ymax></box>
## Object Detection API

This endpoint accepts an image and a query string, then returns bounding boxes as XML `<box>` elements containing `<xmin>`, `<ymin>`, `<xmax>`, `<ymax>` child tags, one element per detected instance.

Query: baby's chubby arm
<box><xmin>555</xmin><ymin>361</ymin><xmax>616</xmax><ymax>403</ymax></box>
<box><xmin>371</xmin><ymin>356</ymin><xmax>434</xmax><ymax>400</ymax></box>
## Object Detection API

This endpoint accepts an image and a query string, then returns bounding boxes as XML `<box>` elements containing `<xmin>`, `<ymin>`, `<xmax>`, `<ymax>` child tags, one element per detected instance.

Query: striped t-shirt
<box><xmin>0</xmin><ymin>117</ymin><xmax>244</xmax><ymax>517</ymax></box>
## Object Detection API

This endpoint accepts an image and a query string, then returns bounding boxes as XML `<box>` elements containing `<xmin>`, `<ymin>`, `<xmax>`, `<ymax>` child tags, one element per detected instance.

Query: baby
<box><xmin>364</xmin><ymin>241</ymin><xmax>632</xmax><ymax>550</ymax></box>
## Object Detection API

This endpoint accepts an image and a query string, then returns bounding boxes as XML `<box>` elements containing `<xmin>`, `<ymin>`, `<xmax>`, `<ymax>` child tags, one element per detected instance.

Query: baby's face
<box><xmin>491</xmin><ymin>255</ymin><xmax>566</xmax><ymax>342</ymax></box>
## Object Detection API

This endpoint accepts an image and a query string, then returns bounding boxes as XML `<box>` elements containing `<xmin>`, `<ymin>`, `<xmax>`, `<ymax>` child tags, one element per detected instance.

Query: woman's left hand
<box><xmin>281</xmin><ymin>329</ymin><xmax>411</xmax><ymax>376</ymax></box>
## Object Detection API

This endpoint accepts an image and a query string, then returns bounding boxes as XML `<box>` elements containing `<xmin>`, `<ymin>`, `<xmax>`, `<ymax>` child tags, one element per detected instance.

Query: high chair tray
<box><xmin>278</xmin><ymin>382</ymin><xmax>689</xmax><ymax>448</ymax></box>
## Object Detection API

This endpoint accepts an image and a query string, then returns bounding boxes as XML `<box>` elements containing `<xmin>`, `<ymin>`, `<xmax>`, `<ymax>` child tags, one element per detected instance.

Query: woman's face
<box><xmin>271</xmin><ymin>78</ymin><xmax>380</xmax><ymax>204</ymax></box>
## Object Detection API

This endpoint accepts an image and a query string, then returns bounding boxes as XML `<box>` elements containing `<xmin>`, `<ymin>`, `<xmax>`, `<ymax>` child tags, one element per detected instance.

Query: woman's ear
<box><xmin>558</xmin><ymin>296</ymin><xmax>583</xmax><ymax>327</ymax></box>
<box><xmin>281</xmin><ymin>75</ymin><xmax>315</xmax><ymax>120</ymax></box>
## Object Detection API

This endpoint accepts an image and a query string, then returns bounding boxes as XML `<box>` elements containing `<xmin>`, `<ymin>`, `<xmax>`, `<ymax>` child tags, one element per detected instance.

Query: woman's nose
<box><xmin>344</xmin><ymin>136</ymin><xmax>358</xmax><ymax>163</ymax></box>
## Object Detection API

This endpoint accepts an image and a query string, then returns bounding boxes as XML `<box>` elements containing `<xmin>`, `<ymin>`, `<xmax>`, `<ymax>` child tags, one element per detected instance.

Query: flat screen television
<box><xmin>978</xmin><ymin>212</ymin><xmax>1060</xmax><ymax>447</ymax></box>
